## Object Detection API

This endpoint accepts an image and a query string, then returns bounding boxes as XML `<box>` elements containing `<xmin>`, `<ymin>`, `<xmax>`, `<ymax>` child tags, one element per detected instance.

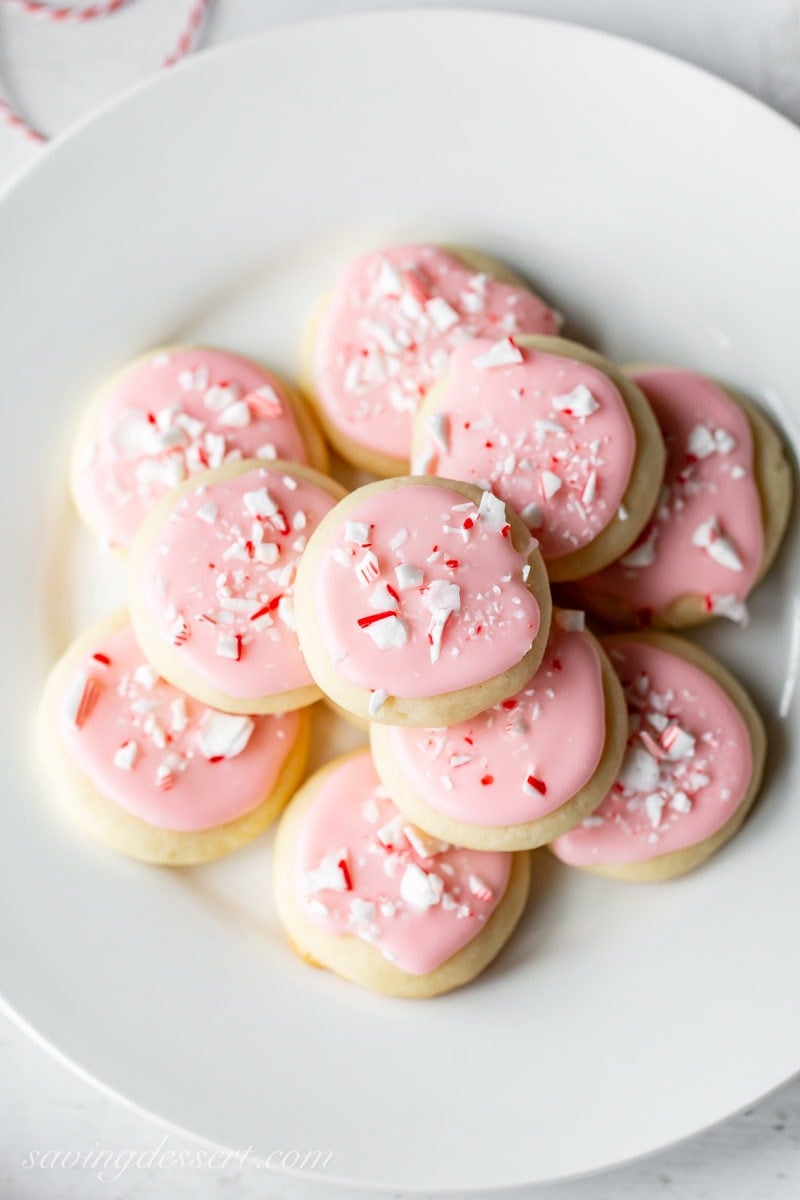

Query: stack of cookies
<box><xmin>39</xmin><ymin>244</ymin><xmax>792</xmax><ymax>998</ymax></box>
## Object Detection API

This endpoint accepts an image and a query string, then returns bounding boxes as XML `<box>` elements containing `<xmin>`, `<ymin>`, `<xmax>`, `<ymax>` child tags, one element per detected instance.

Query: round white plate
<box><xmin>1</xmin><ymin>10</ymin><xmax>799</xmax><ymax>1192</ymax></box>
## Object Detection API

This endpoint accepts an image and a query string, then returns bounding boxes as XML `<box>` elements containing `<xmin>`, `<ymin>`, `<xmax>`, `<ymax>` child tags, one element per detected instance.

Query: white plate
<box><xmin>1</xmin><ymin>10</ymin><xmax>799</xmax><ymax>1192</ymax></box>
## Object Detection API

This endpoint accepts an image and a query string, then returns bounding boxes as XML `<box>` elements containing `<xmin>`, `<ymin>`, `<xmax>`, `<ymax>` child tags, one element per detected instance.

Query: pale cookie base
<box><xmin>370</xmin><ymin>627</ymin><xmax>628</xmax><ymax>851</ymax></box>
<box><xmin>414</xmin><ymin>335</ymin><xmax>666</xmax><ymax>583</ymax></box>
<box><xmin>565</xmin><ymin>370</ymin><xmax>794</xmax><ymax>628</ymax></box>
<box><xmin>294</xmin><ymin>476</ymin><xmax>552</xmax><ymax>727</ymax></box>
<box><xmin>273</xmin><ymin>752</ymin><xmax>531</xmax><ymax>997</ymax></box>
<box><xmin>36</xmin><ymin>610</ymin><xmax>312</xmax><ymax>865</ymax></box>
<box><xmin>321</xmin><ymin>695</ymin><xmax>370</xmax><ymax>734</ymax></box>
<box><xmin>69</xmin><ymin>345</ymin><xmax>330</xmax><ymax>552</ymax></box>
<box><xmin>549</xmin><ymin>631</ymin><xmax>767</xmax><ymax>881</ymax></box>
<box><xmin>128</xmin><ymin>458</ymin><xmax>347</xmax><ymax>715</ymax></box>
<box><xmin>300</xmin><ymin>246</ymin><xmax>552</xmax><ymax>478</ymax></box>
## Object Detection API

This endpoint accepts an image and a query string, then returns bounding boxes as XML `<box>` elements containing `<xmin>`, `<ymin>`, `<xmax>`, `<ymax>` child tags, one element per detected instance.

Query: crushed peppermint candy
<box><xmin>472</xmin><ymin>337</ymin><xmax>524</xmax><ymax>370</ymax></box>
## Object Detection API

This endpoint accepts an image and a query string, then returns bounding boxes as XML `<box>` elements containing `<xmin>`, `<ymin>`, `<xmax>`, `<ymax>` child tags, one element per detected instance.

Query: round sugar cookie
<box><xmin>370</xmin><ymin>610</ymin><xmax>627</xmax><ymax>850</ymax></box>
<box><xmin>565</xmin><ymin>366</ymin><xmax>792</xmax><ymax>627</ymax></box>
<box><xmin>549</xmin><ymin>632</ymin><xmax>766</xmax><ymax>881</ymax></box>
<box><xmin>294</xmin><ymin>476</ymin><xmax>552</xmax><ymax>727</ymax></box>
<box><xmin>412</xmin><ymin>334</ymin><xmax>666</xmax><ymax>581</ymax></box>
<box><xmin>273</xmin><ymin>750</ymin><xmax>530</xmax><ymax>998</ymax></box>
<box><xmin>37</xmin><ymin>611</ymin><xmax>310</xmax><ymax>865</ymax></box>
<box><xmin>303</xmin><ymin>244</ymin><xmax>561</xmax><ymax>476</ymax></box>
<box><xmin>71</xmin><ymin>345</ymin><xmax>328</xmax><ymax>551</ymax></box>
<box><xmin>128</xmin><ymin>459</ymin><xmax>346</xmax><ymax>714</ymax></box>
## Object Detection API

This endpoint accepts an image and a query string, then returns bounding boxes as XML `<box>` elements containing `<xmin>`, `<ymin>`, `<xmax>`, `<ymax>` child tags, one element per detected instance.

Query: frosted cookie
<box><xmin>273</xmin><ymin>751</ymin><xmax>530</xmax><ymax>997</ymax></box>
<box><xmin>550</xmin><ymin>632</ymin><xmax>766</xmax><ymax>881</ymax></box>
<box><xmin>129</xmin><ymin>460</ymin><xmax>346</xmax><ymax>714</ymax></box>
<box><xmin>294</xmin><ymin>477</ymin><xmax>552</xmax><ymax>727</ymax></box>
<box><xmin>71</xmin><ymin>346</ymin><xmax>328</xmax><ymax>550</ymax></box>
<box><xmin>370</xmin><ymin>610</ymin><xmax>627</xmax><ymax>851</ymax></box>
<box><xmin>304</xmin><ymin>244</ymin><xmax>561</xmax><ymax>476</ymax></box>
<box><xmin>412</xmin><ymin>335</ymin><xmax>665</xmax><ymax>581</ymax></box>
<box><xmin>566</xmin><ymin>367</ymin><xmax>792</xmax><ymax>626</ymax></box>
<box><xmin>37</xmin><ymin>611</ymin><xmax>310</xmax><ymax>864</ymax></box>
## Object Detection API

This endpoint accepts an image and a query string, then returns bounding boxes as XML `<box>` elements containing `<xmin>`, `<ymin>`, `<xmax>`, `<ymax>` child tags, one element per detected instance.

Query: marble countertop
<box><xmin>2</xmin><ymin>2</ymin><xmax>799</xmax><ymax>1196</ymax></box>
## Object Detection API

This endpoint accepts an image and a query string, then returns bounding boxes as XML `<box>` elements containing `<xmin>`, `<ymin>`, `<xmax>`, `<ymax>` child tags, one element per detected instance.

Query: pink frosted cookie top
<box><xmin>313</xmin><ymin>483</ymin><xmax>543</xmax><ymax>705</ymax></box>
<box><xmin>384</xmin><ymin>613</ymin><xmax>607</xmax><ymax>826</ymax></box>
<box><xmin>312</xmin><ymin>244</ymin><xmax>560</xmax><ymax>460</ymax></box>
<box><xmin>294</xmin><ymin>752</ymin><xmax>512</xmax><ymax>975</ymax></box>
<box><xmin>137</xmin><ymin>466</ymin><xmax>337</xmax><ymax>700</ymax></box>
<box><xmin>551</xmin><ymin>638</ymin><xmax>754</xmax><ymax>866</ymax></box>
<box><xmin>74</xmin><ymin>347</ymin><xmax>309</xmax><ymax>549</ymax></box>
<box><xmin>56</xmin><ymin>623</ymin><xmax>300</xmax><ymax>832</ymax></box>
<box><xmin>414</xmin><ymin>339</ymin><xmax>637</xmax><ymax>560</ymax></box>
<box><xmin>579</xmin><ymin>368</ymin><xmax>763</xmax><ymax>621</ymax></box>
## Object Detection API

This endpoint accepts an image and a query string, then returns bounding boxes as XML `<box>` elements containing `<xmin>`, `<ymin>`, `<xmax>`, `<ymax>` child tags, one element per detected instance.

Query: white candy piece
<box><xmin>369</xmin><ymin>583</ymin><xmax>399</xmax><ymax>612</ymax></box>
<box><xmin>540</xmin><ymin>470</ymin><xmax>563</xmax><ymax>501</ymax></box>
<box><xmin>425</xmin><ymin>412</ymin><xmax>450</xmax><ymax>454</ymax></box>
<box><xmin>214</xmin><ymin>634</ymin><xmax>240</xmax><ymax>660</ymax></box>
<box><xmin>710</xmin><ymin>594</ymin><xmax>749</xmax><ymax>625</ymax></box>
<box><xmin>196</xmin><ymin>501</ymin><xmax>218</xmax><ymax>525</ymax></box>
<box><xmin>426</xmin><ymin>297</ymin><xmax>460</xmax><ymax>331</ymax></box>
<box><xmin>345</xmin><ymin>521</ymin><xmax>371</xmax><ymax>545</ymax></box>
<box><xmin>354</xmin><ymin>551</ymin><xmax>380</xmax><ymax>586</ymax></box>
<box><xmin>400</xmin><ymin>864</ymin><xmax>444</xmax><ymax>910</ymax></box>
<box><xmin>377</xmin><ymin>815</ymin><xmax>408</xmax><ymax>851</ymax></box>
<box><xmin>661</xmin><ymin>724</ymin><xmax>696</xmax><ymax>761</ymax></box>
<box><xmin>364</xmin><ymin>614</ymin><xmax>409</xmax><ymax>650</ymax></box>
<box><xmin>581</xmin><ymin>469</ymin><xmax>598</xmax><ymax>506</ymax></box>
<box><xmin>277</xmin><ymin>595</ymin><xmax>296</xmax><ymax>630</ymax></box>
<box><xmin>691</xmin><ymin>516</ymin><xmax>743</xmax><ymax>571</ymax></box>
<box><xmin>670</xmin><ymin>791</ymin><xmax>693</xmax><ymax>814</ymax></box>
<box><xmin>552</xmin><ymin>384</ymin><xmax>599</xmax><ymax>417</ymax></box>
<box><xmin>170</xmin><ymin>697</ymin><xmax>189</xmax><ymax>733</ymax></box>
<box><xmin>368</xmin><ymin>688</ymin><xmax>389</xmax><ymax>717</ymax></box>
<box><xmin>472</xmin><ymin>337</ymin><xmax>523</xmax><ymax>370</ymax></box>
<box><xmin>305</xmin><ymin>849</ymin><xmax>350</xmax><ymax>894</ymax></box>
<box><xmin>618</xmin><ymin>745</ymin><xmax>661</xmax><ymax>793</ymax></box>
<box><xmin>198</xmin><ymin>711</ymin><xmax>254</xmax><ymax>760</ymax></box>
<box><xmin>468</xmin><ymin>873</ymin><xmax>494</xmax><ymax>902</ymax></box>
<box><xmin>687</xmin><ymin>424</ymin><xmax>716</xmax><ymax>458</ymax></box>
<box><xmin>403</xmin><ymin>824</ymin><xmax>450</xmax><ymax>859</ymax></box>
<box><xmin>715</xmin><ymin>428</ymin><xmax>737</xmax><ymax>454</ymax></box>
<box><xmin>477</xmin><ymin>490</ymin><xmax>507</xmax><ymax>531</ymax></box>
<box><xmin>243</xmin><ymin>487</ymin><xmax>279</xmax><ymax>518</ymax></box>
<box><xmin>255</xmin><ymin>542</ymin><xmax>279</xmax><ymax>565</ymax></box>
<box><xmin>113</xmin><ymin>740</ymin><xmax>139</xmax><ymax>771</ymax></box>
<box><xmin>644</xmin><ymin>793</ymin><xmax>665</xmax><ymax>829</ymax></box>
<box><xmin>394</xmin><ymin>563</ymin><xmax>423</xmax><ymax>590</ymax></box>
<box><xmin>249</xmin><ymin>384</ymin><xmax>283</xmax><ymax>417</ymax></box>
<box><xmin>133</xmin><ymin>664</ymin><xmax>159</xmax><ymax>690</ymax></box>
<box><xmin>217</xmin><ymin>400</ymin><xmax>251</xmax><ymax>428</ymax></box>
<box><xmin>521</xmin><ymin>501</ymin><xmax>544</xmax><ymax>530</ymax></box>
<box><xmin>620</xmin><ymin>534</ymin><xmax>658</xmax><ymax>569</ymax></box>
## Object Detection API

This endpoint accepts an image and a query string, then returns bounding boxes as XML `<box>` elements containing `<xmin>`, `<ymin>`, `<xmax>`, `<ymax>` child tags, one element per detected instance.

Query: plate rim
<box><xmin>2</xmin><ymin>8</ymin><xmax>800</xmax><ymax>1191</ymax></box>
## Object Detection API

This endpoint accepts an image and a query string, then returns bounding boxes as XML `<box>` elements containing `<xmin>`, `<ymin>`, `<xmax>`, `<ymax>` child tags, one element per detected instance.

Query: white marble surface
<box><xmin>2</xmin><ymin>1</ymin><xmax>800</xmax><ymax>1196</ymax></box>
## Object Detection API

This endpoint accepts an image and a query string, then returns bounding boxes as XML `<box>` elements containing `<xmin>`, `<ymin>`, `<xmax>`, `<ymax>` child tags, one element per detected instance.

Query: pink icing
<box><xmin>138</xmin><ymin>466</ymin><xmax>337</xmax><ymax>700</ymax></box>
<box><xmin>384</xmin><ymin>617</ymin><xmax>606</xmax><ymax>826</ymax></box>
<box><xmin>312</xmin><ymin>244</ymin><xmax>559</xmax><ymax>460</ymax></box>
<box><xmin>74</xmin><ymin>348</ymin><xmax>309</xmax><ymax>549</ymax></box>
<box><xmin>579</xmin><ymin>368</ymin><xmax>763</xmax><ymax>619</ymax></box>
<box><xmin>313</xmin><ymin>484</ymin><xmax>542</xmax><ymax>702</ymax></box>
<box><xmin>56</xmin><ymin>623</ymin><xmax>300</xmax><ymax>832</ymax></box>
<box><xmin>551</xmin><ymin>638</ymin><xmax>753</xmax><ymax>866</ymax></box>
<box><xmin>414</xmin><ymin>339</ymin><xmax>637</xmax><ymax>560</ymax></box>
<box><xmin>295</xmin><ymin>752</ymin><xmax>512</xmax><ymax>975</ymax></box>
